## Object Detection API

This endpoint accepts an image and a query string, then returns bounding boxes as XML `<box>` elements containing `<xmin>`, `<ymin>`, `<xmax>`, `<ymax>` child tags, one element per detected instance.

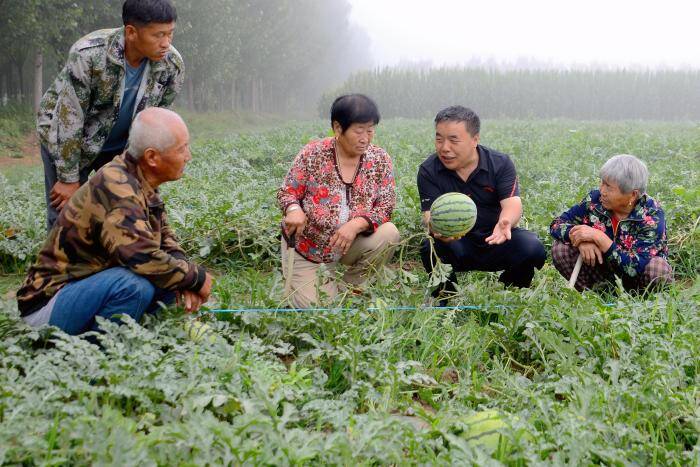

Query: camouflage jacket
<box><xmin>37</xmin><ymin>27</ymin><xmax>185</xmax><ymax>183</ymax></box>
<box><xmin>17</xmin><ymin>153</ymin><xmax>206</xmax><ymax>316</ymax></box>
<box><xmin>550</xmin><ymin>190</ymin><xmax>669</xmax><ymax>278</ymax></box>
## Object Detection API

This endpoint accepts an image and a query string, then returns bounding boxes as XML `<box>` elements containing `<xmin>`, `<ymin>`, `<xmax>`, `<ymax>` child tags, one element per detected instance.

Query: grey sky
<box><xmin>348</xmin><ymin>0</ymin><xmax>700</xmax><ymax>69</ymax></box>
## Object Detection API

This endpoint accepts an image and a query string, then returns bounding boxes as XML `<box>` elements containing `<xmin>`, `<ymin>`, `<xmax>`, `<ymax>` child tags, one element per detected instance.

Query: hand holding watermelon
<box><xmin>430</xmin><ymin>223</ymin><xmax>464</xmax><ymax>242</ymax></box>
<box><xmin>423</xmin><ymin>211</ymin><xmax>461</xmax><ymax>242</ymax></box>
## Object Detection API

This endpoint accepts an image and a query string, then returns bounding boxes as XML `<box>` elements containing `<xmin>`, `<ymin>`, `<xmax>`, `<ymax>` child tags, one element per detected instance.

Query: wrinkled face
<box><xmin>600</xmin><ymin>178</ymin><xmax>637</xmax><ymax>212</ymax></box>
<box><xmin>434</xmin><ymin>120</ymin><xmax>479</xmax><ymax>171</ymax></box>
<box><xmin>154</xmin><ymin>123</ymin><xmax>191</xmax><ymax>183</ymax></box>
<box><xmin>334</xmin><ymin>121</ymin><xmax>375</xmax><ymax>158</ymax></box>
<box><xmin>127</xmin><ymin>22</ymin><xmax>176</xmax><ymax>61</ymax></box>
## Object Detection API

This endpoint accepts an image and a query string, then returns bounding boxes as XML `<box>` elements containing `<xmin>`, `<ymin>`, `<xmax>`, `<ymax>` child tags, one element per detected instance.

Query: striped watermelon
<box><xmin>461</xmin><ymin>409</ymin><xmax>509</xmax><ymax>451</ymax></box>
<box><xmin>430</xmin><ymin>192</ymin><xmax>477</xmax><ymax>238</ymax></box>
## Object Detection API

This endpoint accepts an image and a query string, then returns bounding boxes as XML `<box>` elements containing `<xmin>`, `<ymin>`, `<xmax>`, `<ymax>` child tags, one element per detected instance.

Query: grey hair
<box><xmin>599</xmin><ymin>154</ymin><xmax>648</xmax><ymax>194</ymax></box>
<box><xmin>126</xmin><ymin>110</ymin><xmax>178</xmax><ymax>159</ymax></box>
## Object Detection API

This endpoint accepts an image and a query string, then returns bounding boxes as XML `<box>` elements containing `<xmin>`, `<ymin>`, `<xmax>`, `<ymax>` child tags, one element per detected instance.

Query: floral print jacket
<box><xmin>277</xmin><ymin>137</ymin><xmax>396</xmax><ymax>263</ymax></box>
<box><xmin>550</xmin><ymin>190</ymin><xmax>669</xmax><ymax>277</ymax></box>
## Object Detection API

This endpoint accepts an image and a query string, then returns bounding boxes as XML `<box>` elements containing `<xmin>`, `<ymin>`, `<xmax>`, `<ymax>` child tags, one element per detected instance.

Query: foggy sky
<box><xmin>348</xmin><ymin>0</ymin><xmax>700</xmax><ymax>69</ymax></box>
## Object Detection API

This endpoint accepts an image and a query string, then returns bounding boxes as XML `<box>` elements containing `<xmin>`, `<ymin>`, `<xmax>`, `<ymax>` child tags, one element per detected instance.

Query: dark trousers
<box><xmin>420</xmin><ymin>228</ymin><xmax>546</xmax><ymax>292</ymax></box>
<box><xmin>41</xmin><ymin>145</ymin><xmax>120</xmax><ymax>230</ymax></box>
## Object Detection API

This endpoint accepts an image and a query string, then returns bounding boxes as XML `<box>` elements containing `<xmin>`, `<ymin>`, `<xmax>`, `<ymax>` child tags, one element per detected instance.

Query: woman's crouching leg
<box><xmin>281</xmin><ymin>238</ymin><xmax>337</xmax><ymax>308</ymax></box>
<box><xmin>551</xmin><ymin>240</ymin><xmax>614</xmax><ymax>291</ymax></box>
<box><xmin>638</xmin><ymin>256</ymin><xmax>673</xmax><ymax>290</ymax></box>
<box><xmin>340</xmin><ymin>222</ymin><xmax>401</xmax><ymax>287</ymax></box>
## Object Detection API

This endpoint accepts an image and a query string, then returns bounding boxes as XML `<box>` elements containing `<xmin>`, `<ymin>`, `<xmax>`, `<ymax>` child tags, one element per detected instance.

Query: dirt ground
<box><xmin>0</xmin><ymin>133</ymin><xmax>40</xmax><ymax>169</ymax></box>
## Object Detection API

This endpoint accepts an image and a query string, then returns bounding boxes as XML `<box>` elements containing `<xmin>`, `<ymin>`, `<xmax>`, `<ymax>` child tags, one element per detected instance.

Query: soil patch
<box><xmin>0</xmin><ymin>133</ymin><xmax>40</xmax><ymax>168</ymax></box>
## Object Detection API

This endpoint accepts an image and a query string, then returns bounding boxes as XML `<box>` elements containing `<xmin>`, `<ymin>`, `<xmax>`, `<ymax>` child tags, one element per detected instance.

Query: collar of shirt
<box><xmin>591</xmin><ymin>190</ymin><xmax>648</xmax><ymax>223</ymax></box>
<box><xmin>436</xmin><ymin>145</ymin><xmax>489</xmax><ymax>181</ymax></box>
<box><xmin>124</xmin><ymin>151</ymin><xmax>164</xmax><ymax>209</ymax></box>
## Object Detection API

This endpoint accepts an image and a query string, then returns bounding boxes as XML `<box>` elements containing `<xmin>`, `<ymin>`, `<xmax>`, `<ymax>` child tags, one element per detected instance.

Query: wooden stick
<box><xmin>568</xmin><ymin>255</ymin><xmax>583</xmax><ymax>289</ymax></box>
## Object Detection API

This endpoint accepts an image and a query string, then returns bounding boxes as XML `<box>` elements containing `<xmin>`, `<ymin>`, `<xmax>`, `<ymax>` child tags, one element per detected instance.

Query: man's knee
<box><xmin>109</xmin><ymin>268</ymin><xmax>156</xmax><ymax>306</ymax></box>
<box><xmin>514</xmin><ymin>232</ymin><xmax>546</xmax><ymax>268</ymax></box>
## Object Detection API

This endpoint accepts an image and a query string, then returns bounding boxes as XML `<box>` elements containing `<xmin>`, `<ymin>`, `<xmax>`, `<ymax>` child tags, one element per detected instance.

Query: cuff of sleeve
<box><xmin>188</xmin><ymin>265</ymin><xmax>207</xmax><ymax>292</ymax></box>
<box><xmin>170</xmin><ymin>251</ymin><xmax>187</xmax><ymax>261</ymax></box>
<box><xmin>603</xmin><ymin>242</ymin><xmax>615</xmax><ymax>258</ymax></box>
<box><xmin>356</xmin><ymin>215</ymin><xmax>376</xmax><ymax>235</ymax></box>
<box><xmin>281</xmin><ymin>201</ymin><xmax>300</xmax><ymax>214</ymax></box>
<box><xmin>562</xmin><ymin>226</ymin><xmax>573</xmax><ymax>243</ymax></box>
<box><xmin>57</xmin><ymin>171</ymin><xmax>80</xmax><ymax>184</ymax></box>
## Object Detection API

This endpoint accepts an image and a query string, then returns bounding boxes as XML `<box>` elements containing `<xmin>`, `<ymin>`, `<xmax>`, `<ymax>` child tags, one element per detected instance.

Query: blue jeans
<box><xmin>48</xmin><ymin>267</ymin><xmax>176</xmax><ymax>335</ymax></box>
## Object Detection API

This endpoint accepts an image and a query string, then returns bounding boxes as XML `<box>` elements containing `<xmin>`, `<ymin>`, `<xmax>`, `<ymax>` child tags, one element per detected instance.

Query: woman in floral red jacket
<box><xmin>550</xmin><ymin>154</ymin><xmax>672</xmax><ymax>292</ymax></box>
<box><xmin>277</xmin><ymin>94</ymin><xmax>400</xmax><ymax>307</ymax></box>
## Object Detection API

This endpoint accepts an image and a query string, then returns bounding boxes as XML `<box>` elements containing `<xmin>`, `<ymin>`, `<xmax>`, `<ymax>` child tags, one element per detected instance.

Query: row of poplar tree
<box><xmin>321</xmin><ymin>67</ymin><xmax>700</xmax><ymax>121</ymax></box>
<box><xmin>0</xmin><ymin>0</ymin><xmax>371</xmax><ymax>115</ymax></box>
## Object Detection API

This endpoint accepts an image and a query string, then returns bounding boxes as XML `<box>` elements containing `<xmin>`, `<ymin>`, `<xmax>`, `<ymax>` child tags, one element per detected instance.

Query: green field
<box><xmin>1</xmin><ymin>119</ymin><xmax>699</xmax><ymax>464</ymax></box>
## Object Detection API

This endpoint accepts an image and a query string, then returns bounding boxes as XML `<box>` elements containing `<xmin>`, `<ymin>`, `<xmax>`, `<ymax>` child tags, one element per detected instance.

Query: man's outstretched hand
<box><xmin>485</xmin><ymin>218</ymin><xmax>512</xmax><ymax>245</ymax></box>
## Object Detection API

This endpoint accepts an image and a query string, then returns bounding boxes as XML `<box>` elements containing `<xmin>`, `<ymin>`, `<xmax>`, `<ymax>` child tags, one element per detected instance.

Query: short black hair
<box><xmin>434</xmin><ymin>105</ymin><xmax>480</xmax><ymax>136</ymax></box>
<box><xmin>330</xmin><ymin>94</ymin><xmax>380</xmax><ymax>133</ymax></box>
<box><xmin>122</xmin><ymin>0</ymin><xmax>178</xmax><ymax>27</ymax></box>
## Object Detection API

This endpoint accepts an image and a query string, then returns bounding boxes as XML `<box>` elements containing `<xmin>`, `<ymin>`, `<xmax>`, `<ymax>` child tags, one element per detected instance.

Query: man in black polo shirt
<box><xmin>418</xmin><ymin>106</ymin><xmax>545</xmax><ymax>301</ymax></box>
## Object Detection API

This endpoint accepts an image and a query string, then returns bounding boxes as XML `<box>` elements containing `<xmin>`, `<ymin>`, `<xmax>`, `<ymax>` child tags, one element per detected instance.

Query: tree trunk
<box><xmin>231</xmin><ymin>79</ymin><xmax>236</xmax><ymax>111</ymax></box>
<box><xmin>251</xmin><ymin>78</ymin><xmax>258</xmax><ymax>113</ymax></box>
<box><xmin>1</xmin><ymin>68</ymin><xmax>7</xmax><ymax>106</ymax></box>
<box><xmin>186</xmin><ymin>77</ymin><xmax>195</xmax><ymax>111</ymax></box>
<box><xmin>33</xmin><ymin>51</ymin><xmax>43</xmax><ymax>114</ymax></box>
<box><xmin>15</xmin><ymin>61</ymin><xmax>25</xmax><ymax>103</ymax></box>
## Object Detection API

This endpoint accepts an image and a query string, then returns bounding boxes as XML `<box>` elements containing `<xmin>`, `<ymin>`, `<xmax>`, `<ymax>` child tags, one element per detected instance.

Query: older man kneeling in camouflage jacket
<box><xmin>17</xmin><ymin>108</ymin><xmax>212</xmax><ymax>335</ymax></box>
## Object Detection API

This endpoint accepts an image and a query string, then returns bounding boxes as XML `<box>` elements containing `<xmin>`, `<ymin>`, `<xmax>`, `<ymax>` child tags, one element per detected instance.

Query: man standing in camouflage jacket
<box><xmin>38</xmin><ymin>0</ymin><xmax>185</xmax><ymax>228</ymax></box>
<box><xmin>17</xmin><ymin>108</ymin><xmax>212</xmax><ymax>335</ymax></box>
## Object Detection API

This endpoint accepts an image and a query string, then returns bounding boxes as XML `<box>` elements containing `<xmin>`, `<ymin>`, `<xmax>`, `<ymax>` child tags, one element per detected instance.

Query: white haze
<box><xmin>348</xmin><ymin>0</ymin><xmax>700</xmax><ymax>69</ymax></box>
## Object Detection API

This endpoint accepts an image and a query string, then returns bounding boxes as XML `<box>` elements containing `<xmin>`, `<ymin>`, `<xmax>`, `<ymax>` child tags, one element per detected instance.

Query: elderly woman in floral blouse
<box><xmin>550</xmin><ymin>154</ymin><xmax>672</xmax><ymax>292</ymax></box>
<box><xmin>277</xmin><ymin>94</ymin><xmax>400</xmax><ymax>307</ymax></box>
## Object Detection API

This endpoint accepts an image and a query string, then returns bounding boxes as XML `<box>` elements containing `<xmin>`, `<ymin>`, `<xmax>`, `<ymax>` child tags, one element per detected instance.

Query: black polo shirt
<box><xmin>417</xmin><ymin>145</ymin><xmax>519</xmax><ymax>240</ymax></box>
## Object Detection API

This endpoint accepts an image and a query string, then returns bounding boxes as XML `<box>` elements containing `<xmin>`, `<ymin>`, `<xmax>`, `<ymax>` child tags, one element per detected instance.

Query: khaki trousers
<box><xmin>281</xmin><ymin>222</ymin><xmax>401</xmax><ymax>308</ymax></box>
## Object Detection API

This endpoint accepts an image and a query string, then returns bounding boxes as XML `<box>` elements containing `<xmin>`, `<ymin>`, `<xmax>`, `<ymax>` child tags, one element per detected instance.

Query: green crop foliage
<box><xmin>1</xmin><ymin>119</ymin><xmax>699</xmax><ymax>464</ymax></box>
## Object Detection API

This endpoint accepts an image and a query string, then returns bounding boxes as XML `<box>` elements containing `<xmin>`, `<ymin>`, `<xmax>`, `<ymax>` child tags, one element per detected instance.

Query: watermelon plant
<box><xmin>0</xmin><ymin>119</ymin><xmax>698</xmax><ymax>464</ymax></box>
